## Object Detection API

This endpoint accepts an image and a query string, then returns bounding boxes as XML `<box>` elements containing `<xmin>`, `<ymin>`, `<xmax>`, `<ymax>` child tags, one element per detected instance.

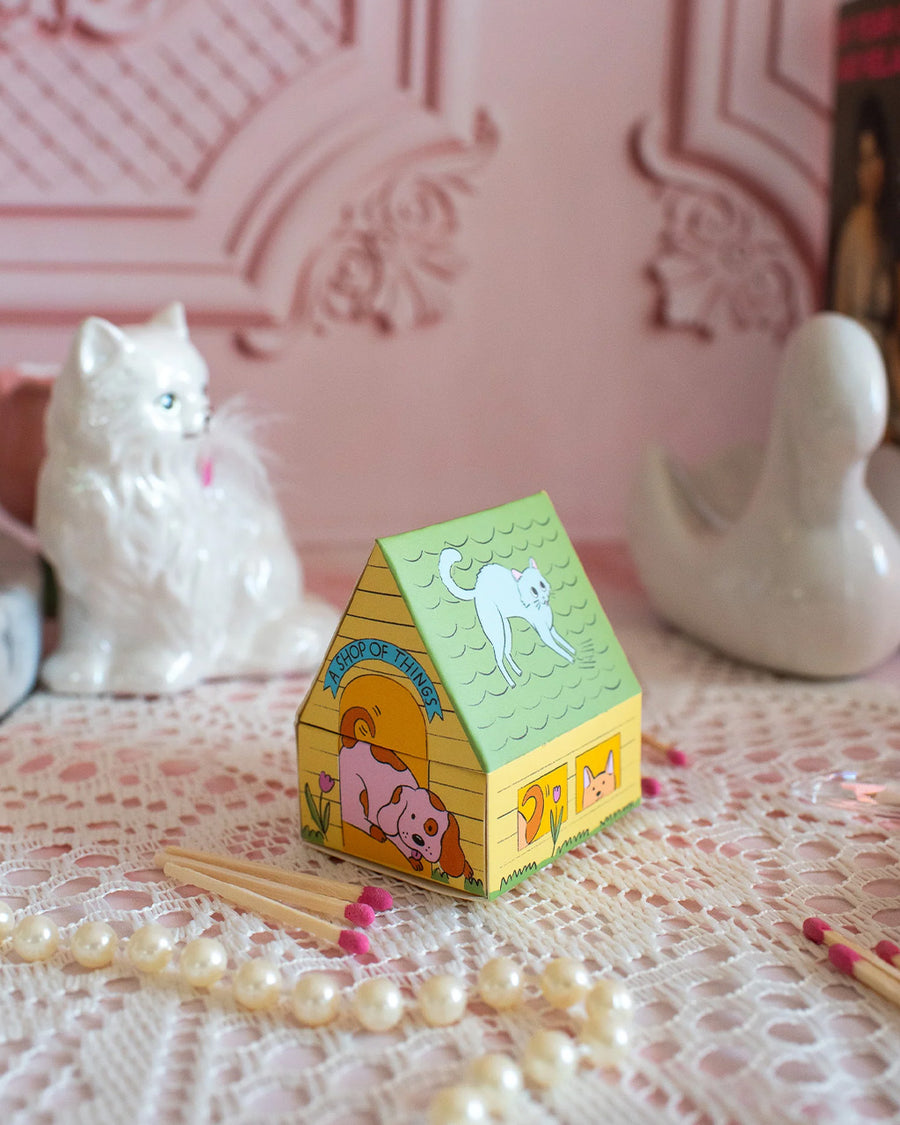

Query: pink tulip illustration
<box><xmin>305</xmin><ymin>772</ymin><xmax>335</xmax><ymax>841</ymax></box>
<box><xmin>549</xmin><ymin>784</ymin><xmax>564</xmax><ymax>853</ymax></box>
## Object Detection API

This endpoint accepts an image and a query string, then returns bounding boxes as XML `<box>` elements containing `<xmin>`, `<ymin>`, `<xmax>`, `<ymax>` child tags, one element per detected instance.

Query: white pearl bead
<box><xmin>179</xmin><ymin>937</ymin><xmax>227</xmax><ymax>989</ymax></box>
<box><xmin>352</xmin><ymin>977</ymin><xmax>404</xmax><ymax>1031</ymax></box>
<box><xmin>539</xmin><ymin>956</ymin><xmax>590</xmax><ymax>1008</ymax></box>
<box><xmin>12</xmin><ymin>915</ymin><xmax>59</xmax><ymax>962</ymax></box>
<box><xmin>477</xmin><ymin>957</ymin><xmax>524</xmax><ymax>1010</ymax></box>
<box><xmin>579</xmin><ymin>1009</ymin><xmax>633</xmax><ymax>1062</ymax></box>
<box><xmin>464</xmin><ymin>1052</ymin><xmax>523</xmax><ymax>1113</ymax></box>
<box><xmin>128</xmin><ymin>924</ymin><xmax>175</xmax><ymax>974</ymax></box>
<box><xmin>428</xmin><ymin>1085</ymin><xmax>488</xmax><ymax>1125</ymax></box>
<box><xmin>233</xmin><ymin>958</ymin><xmax>282</xmax><ymax>1011</ymax></box>
<box><xmin>0</xmin><ymin>900</ymin><xmax>14</xmax><ymax>940</ymax></box>
<box><xmin>521</xmin><ymin>1029</ymin><xmax>578</xmax><ymax>1089</ymax></box>
<box><xmin>292</xmin><ymin>972</ymin><xmax>341</xmax><ymax>1027</ymax></box>
<box><xmin>71</xmin><ymin>921</ymin><xmax>118</xmax><ymax>969</ymax></box>
<box><xmin>418</xmin><ymin>973</ymin><xmax>468</xmax><ymax>1027</ymax></box>
<box><xmin>585</xmin><ymin>978</ymin><xmax>633</xmax><ymax>1021</ymax></box>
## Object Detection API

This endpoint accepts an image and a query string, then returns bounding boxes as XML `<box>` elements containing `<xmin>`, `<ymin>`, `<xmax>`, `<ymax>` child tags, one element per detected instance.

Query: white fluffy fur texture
<box><xmin>35</xmin><ymin>303</ymin><xmax>337</xmax><ymax>695</ymax></box>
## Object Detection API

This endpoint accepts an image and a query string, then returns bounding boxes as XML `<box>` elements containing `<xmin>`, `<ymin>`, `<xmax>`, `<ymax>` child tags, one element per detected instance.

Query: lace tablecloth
<box><xmin>2</xmin><ymin>545</ymin><xmax>900</xmax><ymax>1125</ymax></box>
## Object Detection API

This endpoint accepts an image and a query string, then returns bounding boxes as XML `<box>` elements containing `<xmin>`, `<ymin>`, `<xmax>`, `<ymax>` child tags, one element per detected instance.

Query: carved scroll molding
<box><xmin>636</xmin><ymin>120</ymin><xmax>809</xmax><ymax>341</ymax></box>
<box><xmin>239</xmin><ymin>108</ymin><xmax>498</xmax><ymax>354</ymax></box>
<box><xmin>0</xmin><ymin>0</ymin><xmax>493</xmax><ymax>345</ymax></box>
<box><xmin>637</xmin><ymin>0</ymin><xmax>835</xmax><ymax>339</ymax></box>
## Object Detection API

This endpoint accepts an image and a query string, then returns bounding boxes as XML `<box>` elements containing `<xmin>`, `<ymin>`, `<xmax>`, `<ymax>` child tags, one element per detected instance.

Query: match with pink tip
<box><xmin>358</xmin><ymin>886</ymin><xmax>393</xmax><ymax>912</ymax></box>
<box><xmin>158</xmin><ymin>845</ymin><xmax>392</xmax><ymax>954</ymax></box>
<box><xmin>802</xmin><ymin>916</ymin><xmax>832</xmax><ymax>944</ymax></box>
<box><xmin>802</xmin><ymin>917</ymin><xmax>900</xmax><ymax>984</ymax></box>
<box><xmin>343</xmin><ymin>902</ymin><xmax>375</xmax><ymax>927</ymax></box>
<box><xmin>162</xmin><ymin>845</ymin><xmax>393</xmax><ymax>911</ymax></box>
<box><xmin>156</xmin><ymin>853</ymin><xmax>380</xmax><ymax>929</ymax></box>
<box><xmin>641</xmin><ymin>776</ymin><xmax>661</xmax><ymax>798</ymax></box>
<box><xmin>828</xmin><ymin>942</ymin><xmax>900</xmax><ymax>1009</ymax></box>
<box><xmin>338</xmin><ymin>930</ymin><xmax>370</xmax><ymax>955</ymax></box>
<box><xmin>642</xmin><ymin>732</ymin><xmax>690</xmax><ymax>768</ymax></box>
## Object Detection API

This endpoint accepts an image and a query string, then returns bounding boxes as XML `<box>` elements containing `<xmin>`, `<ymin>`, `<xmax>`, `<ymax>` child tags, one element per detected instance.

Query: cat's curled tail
<box><xmin>439</xmin><ymin>548</ymin><xmax>476</xmax><ymax>601</ymax></box>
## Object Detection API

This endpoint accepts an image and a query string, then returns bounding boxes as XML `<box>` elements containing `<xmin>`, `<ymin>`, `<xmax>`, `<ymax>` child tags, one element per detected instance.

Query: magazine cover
<box><xmin>827</xmin><ymin>0</ymin><xmax>900</xmax><ymax>438</ymax></box>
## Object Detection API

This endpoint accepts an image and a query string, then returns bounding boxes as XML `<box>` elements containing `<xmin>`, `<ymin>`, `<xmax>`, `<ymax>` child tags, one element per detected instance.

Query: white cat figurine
<box><xmin>35</xmin><ymin>303</ymin><xmax>337</xmax><ymax>695</ymax></box>
<box><xmin>439</xmin><ymin>548</ymin><xmax>574</xmax><ymax>687</ymax></box>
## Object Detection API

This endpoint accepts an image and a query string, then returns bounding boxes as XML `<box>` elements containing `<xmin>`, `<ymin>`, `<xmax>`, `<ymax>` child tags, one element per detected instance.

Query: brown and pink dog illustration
<box><xmin>338</xmin><ymin>705</ymin><xmax>473</xmax><ymax>880</ymax></box>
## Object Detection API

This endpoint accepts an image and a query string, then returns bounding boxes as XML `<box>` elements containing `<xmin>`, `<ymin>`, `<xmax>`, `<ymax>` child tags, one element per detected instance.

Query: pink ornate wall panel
<box><xmin>638</xmin><ymin>0</ymin><xmax>836</xmax><ymax>340</ymax></box>
<box><xmin>0</xmin><ymin>2</ymin><xmax>841</xmax><ymax>548</ymax></box>
<box><xmin>0</xmin><ymin>0</ymin><xmax>492</xmax><ymax>343</ymax></box>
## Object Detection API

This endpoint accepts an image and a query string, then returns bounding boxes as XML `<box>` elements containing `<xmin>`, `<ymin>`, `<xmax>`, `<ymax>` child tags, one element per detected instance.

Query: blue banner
<box><xmin>324</xmin><ymin>639</ymin><xmax>443</xmax><ymax>721</ymax></box>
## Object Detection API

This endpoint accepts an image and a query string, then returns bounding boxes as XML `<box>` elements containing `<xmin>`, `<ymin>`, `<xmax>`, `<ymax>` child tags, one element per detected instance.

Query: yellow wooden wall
<box><xmin>296</xmin><ymin>545</ymin><xmax>486</xmax><ymax>890</ymax></box>
<box><xmin>485</xmin><ymin>694</ymin><xmax>642</xmax><ymax>895</ymax></box>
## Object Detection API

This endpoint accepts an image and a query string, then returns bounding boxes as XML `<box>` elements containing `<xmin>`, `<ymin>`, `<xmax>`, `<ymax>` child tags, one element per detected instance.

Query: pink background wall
<box><xmin>0</xmin><ymin>0</ymin><xmax>836</xmax><ymax>551</ymax></box>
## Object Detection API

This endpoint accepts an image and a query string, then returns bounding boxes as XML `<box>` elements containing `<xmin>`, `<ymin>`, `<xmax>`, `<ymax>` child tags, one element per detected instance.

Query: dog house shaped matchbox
<box><xmin>295</xmin><ymin>492</ymin><xmax>642</xmax><ymax>898</ymax></box>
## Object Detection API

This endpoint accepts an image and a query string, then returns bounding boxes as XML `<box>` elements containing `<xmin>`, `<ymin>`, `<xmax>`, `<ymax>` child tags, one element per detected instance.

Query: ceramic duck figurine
<box><xmin>628</xmin><ymin>312</ymin><xmax>900</xmax><ymax>677</ymax></box>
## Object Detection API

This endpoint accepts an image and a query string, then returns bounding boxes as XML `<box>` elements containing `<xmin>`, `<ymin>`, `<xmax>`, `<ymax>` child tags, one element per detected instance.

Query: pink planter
<box><xmin>0</xmin><ymin>366</ymin><xmax>54</xmax><ymax>528</ymax></box>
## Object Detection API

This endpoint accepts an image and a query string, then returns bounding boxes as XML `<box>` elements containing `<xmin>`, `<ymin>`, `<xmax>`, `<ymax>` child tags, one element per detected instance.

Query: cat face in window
<box><xmin>582</xmin><ymin>750</ymin><xmax>617</xmax><ymax>808</ymax></box>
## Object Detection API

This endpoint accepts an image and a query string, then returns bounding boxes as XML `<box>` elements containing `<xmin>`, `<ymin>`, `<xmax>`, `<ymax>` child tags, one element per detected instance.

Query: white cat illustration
<box><xmin>439</xmin><ymin>547</ymin><xmax>574</xmax><ymax>687</ymax></box>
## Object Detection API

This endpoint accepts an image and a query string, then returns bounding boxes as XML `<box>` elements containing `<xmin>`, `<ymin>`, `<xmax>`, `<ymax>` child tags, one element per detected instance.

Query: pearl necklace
<box><xmin>424</xmin><ymin>956</ymin><xmax>634</xmax><ymax>1125</ymax></box>
<box><xmin>1</xmin><ymin>903</ymin><xmax>633</xmax><ymax>1123</ymax></box>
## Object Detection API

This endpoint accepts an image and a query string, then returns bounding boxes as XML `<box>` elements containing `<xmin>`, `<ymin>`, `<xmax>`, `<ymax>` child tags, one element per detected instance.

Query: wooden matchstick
<box><xmin>155</xmin><ymin>854</ymin><xmax>375</xmax><ymax>927</ymax></box>
<box><xmin>161</xmin><ymin>845</ymin><xmax>392</xmax><ymax>911</ymax></box>
<box><xmin>828</xmin><ymin>943</ymin><xmax>900</xmax><ymax>1010</ymax></box>
<box><xmin>802</xmin><ymin>917</ymin><xmax>900</xmax><ymax>985</ymax></box>
<box><xmin>641</xmin><ymin>732</ymin><xmax>689</xmax><ymax>767</ymax></box>
<box><xmin>162</xmin><ymin>859</ymin><xmax>370</xmax><ymax>955</ymax></box>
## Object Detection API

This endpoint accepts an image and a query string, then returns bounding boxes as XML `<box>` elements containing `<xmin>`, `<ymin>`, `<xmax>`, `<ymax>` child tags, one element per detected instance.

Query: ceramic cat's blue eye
<box><xmin>157</xmin><ymin>393</ymin><xmax>176</xmax><ymax>410</ymax></box>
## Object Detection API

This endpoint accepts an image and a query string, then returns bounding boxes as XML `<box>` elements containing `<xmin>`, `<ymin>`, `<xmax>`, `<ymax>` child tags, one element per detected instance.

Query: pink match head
<box><xmin>641</xmin><ymin>776</ymin><xmax>661</xmax><ymax>798</ymax></box>
<box><xmin>338</xmin><ymin>929</ymin><xmax>370</xmax><ymax>956</ymax></box>
<box><xmin>875</xmin><ymin>939</ymin><xmax>900</xmax><ymax>963</ymax></box>
<box><xmin>828</xmin><ymin>943</ymin><xmax>861</xmax><ymax>976</ymax></box>
<box><xmin>359</xmin><ymin>886</ymin><xmax>393</xmax><ymax>912</ymax></box>
<box><xmin>344</xmin><ymin>902</ymin><xmax>376</xmax><ymax>928</ymax></box>
<box><xmin>668</xmin><ymin>748</ymin><xmax>690</xmax><ymax>768</ymax></box>
<box><xmin>802</xmin><ymin>917</ymin><xmax>831</xmax><ymax>944</ymax></box>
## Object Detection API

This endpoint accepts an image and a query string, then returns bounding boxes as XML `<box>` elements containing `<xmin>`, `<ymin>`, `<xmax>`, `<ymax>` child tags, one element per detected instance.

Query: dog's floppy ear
<box><xmin>377</xmin><ymin>785</ymin><xmax>408</xmax><ymax>837</ymax></box>
<box><xmin>438</xmin><ymin>811</ymin><xmax>469</xmax><ymax>879</ymax></box>
<box><xmin>73</xmin><ymin>317</ymin><xmax>131</xmax><ymax>380</ymax></box>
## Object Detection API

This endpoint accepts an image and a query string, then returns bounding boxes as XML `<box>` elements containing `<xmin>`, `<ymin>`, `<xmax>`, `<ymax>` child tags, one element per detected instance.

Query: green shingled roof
<box><xmin>378</xmin><ymin>492</ymin><xmax>640</xmax><ymax>771</ymax></box>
